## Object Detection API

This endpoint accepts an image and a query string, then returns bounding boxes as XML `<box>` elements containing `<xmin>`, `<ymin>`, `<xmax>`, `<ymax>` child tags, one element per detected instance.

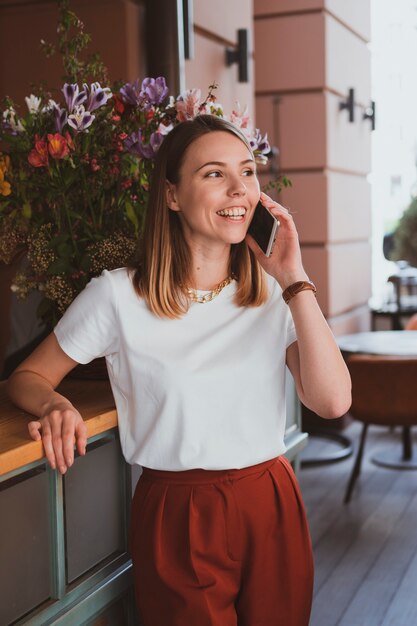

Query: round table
<box><xmin>337</xmin><ymin>330</ymin><xmax>417</xmax><ymax>357</ymax></box>
<box><xmin>337</xmin><ymin>331</ymin><xmax>417</xmax><ymax>470</ymax></box>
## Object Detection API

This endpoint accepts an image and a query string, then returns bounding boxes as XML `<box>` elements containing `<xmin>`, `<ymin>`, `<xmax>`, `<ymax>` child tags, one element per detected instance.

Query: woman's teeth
<box><xmin>217</xmin><ymin>208</ymin><xmax>246</xmax><ymax>218</ymax></box>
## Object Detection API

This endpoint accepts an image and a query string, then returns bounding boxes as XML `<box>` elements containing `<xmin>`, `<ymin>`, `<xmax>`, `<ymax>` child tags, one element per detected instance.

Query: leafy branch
<box><xmin>40</xmin><ymin>0</ymin><xmax>108</xmax><ymax>85</ymax></box>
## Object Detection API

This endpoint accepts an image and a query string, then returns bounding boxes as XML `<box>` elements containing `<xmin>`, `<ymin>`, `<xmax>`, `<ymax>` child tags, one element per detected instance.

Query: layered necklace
<box><xmin>186</xmin><ymin>276</ymin><xmax>234</xmax><ymax>304</ymax></box>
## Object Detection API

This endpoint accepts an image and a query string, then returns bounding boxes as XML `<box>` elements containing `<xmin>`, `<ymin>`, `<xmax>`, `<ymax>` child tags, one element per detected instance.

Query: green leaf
<box><xmin>281</xmin><ymin>176</ymin><xmax>293</xmax><ymax>188</ymax></box>
<box><xmin>57</xmin><ymin>242</ymin><xmax>73</xmax><ymax>258</ymax></box>
<box><xmin>49</xmin><ymin>234</ymin><xmax>68</xmax><ymax>246</ymax></box>
<box><xmin>125</xmin><ymin>200</ymin><xmax>139</xmax><ymax>233</ymax></box>
<box><xmin>80</xmin><ymin>254</ymin><xmax>92</xmax><ymax>272</ymax></box>
<box><xmin>47</xmin><ymin>258</ymin><xmax>70</xmax><ymax>274</ymax></box>
<box><xmin>22</xmin><ymin>202</ymin><xmax>32</xmax><ymax>219</ymax></box>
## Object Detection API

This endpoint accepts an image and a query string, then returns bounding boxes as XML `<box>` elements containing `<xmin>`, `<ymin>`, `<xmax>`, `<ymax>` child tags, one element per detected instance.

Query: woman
<box><xmin>7</xmin><ymin>115</ymin><xmax>351</xmax><ymax>626</ymax></box>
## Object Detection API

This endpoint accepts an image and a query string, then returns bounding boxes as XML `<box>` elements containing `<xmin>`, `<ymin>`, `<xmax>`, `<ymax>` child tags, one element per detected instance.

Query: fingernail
<box><xmin>60</xmin><ymin>465</ymin><xmax>67</xmax><ymax>474</ymax></box>
<box><xmin>66</xmin><ymin>457</ymin><xmax>73</xmax><ymax>467</ymax></box>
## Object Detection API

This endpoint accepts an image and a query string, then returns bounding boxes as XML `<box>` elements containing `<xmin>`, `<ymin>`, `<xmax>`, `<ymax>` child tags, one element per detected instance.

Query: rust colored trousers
<box><xmin>130</xmin><ymin>456</ymin><xmax>314</xmax><ymax>626</ymax></box>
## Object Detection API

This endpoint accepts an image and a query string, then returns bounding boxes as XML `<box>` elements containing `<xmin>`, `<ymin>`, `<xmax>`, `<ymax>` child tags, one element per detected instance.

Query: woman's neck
<box><xmin>187</xmin><ymin>242</ymin><xmax>231</xmax><ymax>290</ymax></box>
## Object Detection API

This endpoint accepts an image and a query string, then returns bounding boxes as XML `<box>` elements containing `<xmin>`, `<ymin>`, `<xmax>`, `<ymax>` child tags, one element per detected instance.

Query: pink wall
<box><xmin>185</xmin><ymin>0</ymin><xmax>254</xmax><ymax>117</ymax></box>
<box><xmin>0</xmin><ymin>0</ymin><xmax>146</xmax><ymax>107</ymax></box>
<box><xmin>254</xmin><ymin>0</ymin><xmax>372</xmax><ymax>333</ymax></box>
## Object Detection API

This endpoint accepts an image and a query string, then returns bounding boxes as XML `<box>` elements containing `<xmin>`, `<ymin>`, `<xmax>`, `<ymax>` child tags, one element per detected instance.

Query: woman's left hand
<box><xmin>245</xmin><ymin>192</ymin><xmax>309</xmax><ymax>289</ymax></box>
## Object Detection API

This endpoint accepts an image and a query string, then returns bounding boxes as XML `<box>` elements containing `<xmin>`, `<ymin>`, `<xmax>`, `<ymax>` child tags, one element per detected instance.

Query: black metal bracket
<box><xmin>182</xmin><ymin>0</ymin><xmax>194</xmax><ymax>60</ymax></box>
<box><xmin>225</xmin><ymin>29</ymin><xmax>249</xmax><ymax>83</ymax></box>
<box><xmin>363</xmin><ymin>100</ymin><xmax>376</xmax><ymax>130</ymax></box>
<box><xmin>265</xmin><ymin>146</ymin><xmax>280</xmax><ymax>176</ymax></box>
<box><xmin>339</xmin><ymin>88</ymin><xmax>355</xmax><ymax>122</ymax></box>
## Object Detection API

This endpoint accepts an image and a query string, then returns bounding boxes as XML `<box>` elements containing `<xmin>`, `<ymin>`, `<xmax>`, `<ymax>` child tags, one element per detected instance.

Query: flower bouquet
<box><xmin>0</xmin><ymin>1</ymin><xmax>277</xmax><ymax>327</ymax></box>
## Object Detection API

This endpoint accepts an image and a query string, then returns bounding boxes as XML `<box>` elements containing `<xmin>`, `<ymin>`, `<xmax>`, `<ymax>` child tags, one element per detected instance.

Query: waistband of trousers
<box><xmin>140</xmin><ymin>456</ymin><xmax>281</xmax><ymax>485</ymax></box>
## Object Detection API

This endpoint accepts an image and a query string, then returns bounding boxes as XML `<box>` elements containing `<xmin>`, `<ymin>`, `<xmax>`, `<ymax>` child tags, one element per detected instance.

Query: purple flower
<box><xmin>124</xmin><ymin>130</ymin><xmax>164</xmax><ymax>159</ymax></box>
<box><xmin>124</xmin><ymin>131</ymin><xmax>141</xmax><ymax>156</ymax></box>
<box><xmin>83</xmin><ymin>82</ymin><xmax>112</xmax><ymax>112</ymax></box>
<box><xmin>62</xmin><ymin>83</ymin><xmax>87</xmax><ymax>113</ymax></box>
<box><xmin>67</xmin><ymin>105</ymin><xmax>95</xmax><ymax>132</ymax></box>
<box><xmin>120</xmin><ymin>79</ymin><xmax>144</xmax><ymax>107</ymax></box>
<box><xmin>120</xmin><ymin>76</ymin><xmax>169</xmax><ymax>109</ymax></box>
<box><xmin>54</xmin><ymin>105</ymin><xmax>68</xmax><ymax>133</ymax></box>
<box><xmin>250</xmin><ymin>129</ymin><xmax>270</xmax><ymax>155</ymax></box>
<box><xmin>140</xmin><ymin>77</ymin><xmax>168</xmax><ymax>105</ymax></box>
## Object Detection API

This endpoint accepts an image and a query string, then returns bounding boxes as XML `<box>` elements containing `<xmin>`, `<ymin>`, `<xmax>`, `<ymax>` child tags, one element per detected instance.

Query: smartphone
<box><xmin>247</xmin><ymin>201</ymin><xmax>280</xmax><ymax>257</ymax></box>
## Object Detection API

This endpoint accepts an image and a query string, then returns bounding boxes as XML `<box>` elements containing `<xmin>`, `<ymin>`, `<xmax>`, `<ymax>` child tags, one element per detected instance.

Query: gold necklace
<box><xmin>186</xmin><ymin>276</ymin><xmax>233</xmax><ymax>304</ymax></box>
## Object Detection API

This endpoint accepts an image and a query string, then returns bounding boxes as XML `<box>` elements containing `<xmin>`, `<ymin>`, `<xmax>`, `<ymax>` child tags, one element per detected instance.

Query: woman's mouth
<box><xmin>216</xmin><ymin>207</ymin><xmax>247</xmax><ymax>221</ymax></box>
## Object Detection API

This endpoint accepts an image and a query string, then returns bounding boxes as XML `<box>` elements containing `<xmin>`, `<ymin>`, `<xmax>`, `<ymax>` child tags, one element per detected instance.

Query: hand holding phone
<box><xmin>247</xmin><ymin>201</ymin><xmax>280</xmax><ymax>257</ymax></box>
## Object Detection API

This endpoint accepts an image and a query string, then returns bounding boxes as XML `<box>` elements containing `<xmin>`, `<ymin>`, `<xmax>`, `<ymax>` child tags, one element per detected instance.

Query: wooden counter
<box><xmin>0</xmin><ymin>379</ymin><xmax>117</xmax><ymax>477</ymax></box>
<box><xmin>0</xmin><ymin>379</ymin><xmax>134</xmax><ymax>626</ymax></box>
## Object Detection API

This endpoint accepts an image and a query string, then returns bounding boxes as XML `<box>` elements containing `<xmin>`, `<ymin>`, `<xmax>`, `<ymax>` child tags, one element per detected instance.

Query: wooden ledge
<box><xmin>0</xmin><ymin>379</ymin><xmax>117</xmax><ymax>477</ymax></box>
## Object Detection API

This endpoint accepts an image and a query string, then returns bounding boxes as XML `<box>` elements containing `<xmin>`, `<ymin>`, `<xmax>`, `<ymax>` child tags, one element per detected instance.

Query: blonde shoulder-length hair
<box><xmin>130</xmin><ymin>114</ymin><xmax>268</xmax><ymax>318</ymax></box>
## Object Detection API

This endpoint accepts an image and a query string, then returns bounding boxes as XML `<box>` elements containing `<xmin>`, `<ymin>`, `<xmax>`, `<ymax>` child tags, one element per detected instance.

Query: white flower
<box><xmin>25</xmin><ymin>94</ymin><xmax>42</xmax><ymax>114</ymax></box>
<box><xmin>2</xmin><ymin>108</ymin><xmax>25</xmax><ymax>133</ymax></box>
<box><xmin>157</xmin><ymin>121</ymin><xmax>174</xmax><ymax>136</ymax></box>
<box><xmin>67</xmin><ymin>104</ymin><xmax>95</xmax><ymax>131</ymax></box>
<box><xmin>41</xmin><ymin>99</ymin><xmax>59</xmax><ymax>113</ymax></box>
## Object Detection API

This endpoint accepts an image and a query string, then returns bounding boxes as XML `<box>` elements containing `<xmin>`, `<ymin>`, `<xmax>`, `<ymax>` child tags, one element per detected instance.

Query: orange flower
<box><xmin>28</xmin><ymin>137</ymin><xmax>49</xmax><ymax>167</ymax></box>
<box><xmin>64</xmin><ymin>131</ymin><xmax>75</xmax><ymax>151</ymax></box>
<box><xmin>0</xmin><ymin>169</ymin><xmax>11</xmax><ymax>196</ymax></box>
<box><xmin>0</xmin><ymin>153</ymin><xmax>11</xmax><ymax>174</ymax></box>
<box><xmin>47</xmin><ymin>133</ymin><xmax>70</xmax><ymax>159</ymax></box>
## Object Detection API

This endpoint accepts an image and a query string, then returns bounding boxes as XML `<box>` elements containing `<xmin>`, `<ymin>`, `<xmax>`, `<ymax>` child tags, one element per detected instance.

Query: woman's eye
<box><xmin>243</xmin><ymin>169</ymin><xmax>255</xmax><ymax>176</ymax></box>
<box><xmin>206</xmin><ymin>171</ymin><xmax>222</xmax><ymax>178</ymax></box>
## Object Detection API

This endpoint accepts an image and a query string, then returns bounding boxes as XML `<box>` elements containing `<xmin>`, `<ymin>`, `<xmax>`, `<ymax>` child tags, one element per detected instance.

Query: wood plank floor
<box><xmin>298</xmin><ymin>421</ymin><xmax>417</xmax><ymax>626</ymax></box>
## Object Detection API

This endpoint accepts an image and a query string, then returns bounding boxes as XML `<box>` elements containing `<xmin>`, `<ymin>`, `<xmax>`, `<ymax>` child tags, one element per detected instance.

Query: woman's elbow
<box><xmin>315</xmin><ymin>391</ymin><xmax>352</xmax><ymax>420</ymax></box>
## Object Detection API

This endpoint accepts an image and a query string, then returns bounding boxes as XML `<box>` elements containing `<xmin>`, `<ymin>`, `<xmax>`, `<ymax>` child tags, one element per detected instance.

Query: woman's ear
<box><xmin>166</xmin><ymin>181</ymin><xmax>180</xmax><ymax>212</ymax></box>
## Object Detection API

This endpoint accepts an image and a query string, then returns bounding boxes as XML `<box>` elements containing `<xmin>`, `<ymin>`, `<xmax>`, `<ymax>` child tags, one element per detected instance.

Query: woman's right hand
<box><xmin>28</xmin><ymin>399</ymin><xmax>87</xmax><ymax>474</ymax></box>
<box><xmin>7</xmin><ymin>332</ymin><xmax>85</xmax><ymax>474</ymax></box>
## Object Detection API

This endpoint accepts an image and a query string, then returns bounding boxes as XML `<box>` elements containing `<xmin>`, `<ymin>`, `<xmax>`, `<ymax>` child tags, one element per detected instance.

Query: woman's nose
<box><xmin>228</xmin><ymin>177</ymin><xmax>247</xmax><ymax>196</ymax></box>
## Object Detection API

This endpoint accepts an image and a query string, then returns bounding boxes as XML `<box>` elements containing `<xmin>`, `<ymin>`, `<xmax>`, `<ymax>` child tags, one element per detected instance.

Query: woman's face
<box><xmin>166</xmin><ymin>131</ymin><xmax>260</xmax><ymax>251</ymax></box>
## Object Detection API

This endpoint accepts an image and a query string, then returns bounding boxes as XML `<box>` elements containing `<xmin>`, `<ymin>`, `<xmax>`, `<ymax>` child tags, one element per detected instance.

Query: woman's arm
<box><xmin>285</xmin><ymin>294</ymin><xmax>351</xmax><ymax>418</ymax></box>
<box><xmin>246</xmin><ymin>192</ymin><xmax>352</xmax><ymax>419</ymax></box>
<box><xmin>6</xmin><ymin>333</ymin><xmax>86</xmax><ymax>473</ymax></box>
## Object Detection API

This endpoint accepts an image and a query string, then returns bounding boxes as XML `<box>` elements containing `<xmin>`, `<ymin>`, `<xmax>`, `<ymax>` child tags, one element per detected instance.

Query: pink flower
<box><xmin>175</xmin><ymin>89</ymin><xmax>202</xmax><ymax>122</ymax></box>
<box><xmin>229</xmin><ymin>103</ymin><xmax>250</xmax><ymax>129</ymax></box>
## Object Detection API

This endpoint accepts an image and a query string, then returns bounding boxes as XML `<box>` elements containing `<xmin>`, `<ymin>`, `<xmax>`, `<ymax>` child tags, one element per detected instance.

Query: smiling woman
<box><xmin>133</xmin><ymin>115</ymin><xmax>268</xmax><ymax>317</ymax></box>
<box><xmin>7</xmin><ymin>113</ymin><xmax>351</xmax><ymax>626</ymax></box>
<box><xmin>166</xmin><ymin>132</ymin><xmax>259</xmax><ymax>275</ymax></box>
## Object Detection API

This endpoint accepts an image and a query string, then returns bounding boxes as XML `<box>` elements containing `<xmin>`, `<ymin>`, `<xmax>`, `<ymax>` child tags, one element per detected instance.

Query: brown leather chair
<box><xmin>344</xmin><ymin>354</ymin><xmax>417</xmax><ymax>503</ymax></box>
<box><xmin>405</xmin><ymin>313</ymin><xmax>417</xmax><ymax>331</ymax></box>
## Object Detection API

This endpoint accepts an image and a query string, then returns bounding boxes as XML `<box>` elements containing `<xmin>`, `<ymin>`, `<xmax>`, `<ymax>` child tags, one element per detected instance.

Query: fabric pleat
<box><xmin>130</xmin><ymin>456</ymin><xmax>313</xmax><ymax>626</ymax></box>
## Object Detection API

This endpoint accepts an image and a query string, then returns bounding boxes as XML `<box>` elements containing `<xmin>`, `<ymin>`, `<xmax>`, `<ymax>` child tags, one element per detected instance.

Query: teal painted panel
<box><xmin>65</xmin><ymin>438</ymin><xmax>124</xmax><ymax>584</ymax></box>
<box><xmin>0</xmin><ymin>469</ymin><xmax>50</xmax><ymax>624</ymax></box>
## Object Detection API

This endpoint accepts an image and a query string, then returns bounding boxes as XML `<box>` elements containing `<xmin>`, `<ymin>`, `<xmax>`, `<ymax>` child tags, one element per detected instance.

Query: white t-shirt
<box><xmin>54</xmin><ymin>268</ymin><xmax>297</xmax><ymax>470</ymax></box>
